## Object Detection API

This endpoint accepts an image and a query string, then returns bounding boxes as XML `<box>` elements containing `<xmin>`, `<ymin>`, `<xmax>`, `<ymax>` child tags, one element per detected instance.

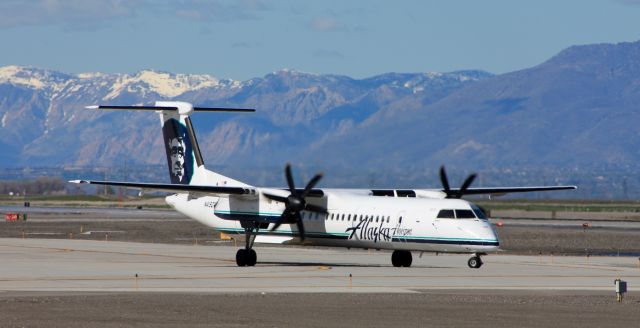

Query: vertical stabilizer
<box><xmin>86</xmin><ymin>101</ymin><xmax>254</xmax><ymax>187</ymax></box>
<box><xmin>155</xmin><ymin>101</ymin><xmax>249</xmax><ymax>187</ymax></box>
<box><xmin>157</xmin><ymin>101</ymin><xmax>197</xmax><ymax>184</ymax></box>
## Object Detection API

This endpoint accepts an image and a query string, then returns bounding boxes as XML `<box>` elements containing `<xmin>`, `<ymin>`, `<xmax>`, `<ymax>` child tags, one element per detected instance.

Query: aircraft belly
<box><xmin>307</xmin><ymin>237</ymin><xmax>392</xmax><ymax>250</ymax></box>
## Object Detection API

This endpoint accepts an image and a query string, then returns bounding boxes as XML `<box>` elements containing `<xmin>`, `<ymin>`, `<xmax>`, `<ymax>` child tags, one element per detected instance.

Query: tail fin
<box><xmin>87</xmin><ymin>101</ymin><xmax>255</xmax><ymax>187</ymax></box>
<box><xmin>158</xmin><ymin>101</ymin><xmax>199</xmax><ymax>184</ymax></box>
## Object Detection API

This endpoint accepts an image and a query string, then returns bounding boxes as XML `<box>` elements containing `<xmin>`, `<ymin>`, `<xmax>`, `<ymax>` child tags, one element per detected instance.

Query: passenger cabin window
<box><xmin>436</xmin><ymin>209</ymin><xmax>455</xmax><ymax>219</ymax></box>
<box><xmin>455</xmin><ymin>209</ymin><xmax>476</xmax><ymax>219</ymax></box>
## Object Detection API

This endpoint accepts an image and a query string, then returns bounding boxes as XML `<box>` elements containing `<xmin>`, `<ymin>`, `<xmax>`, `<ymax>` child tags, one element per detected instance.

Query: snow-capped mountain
<box><xmin>3</xmin><ymin>40</ymin><xmax>640</xmax><ymax>190</ymax></box>
<box><xmin>0</xmin><ymin>65</ymin><xmax>487</xmax><ymax>170</ymax></box>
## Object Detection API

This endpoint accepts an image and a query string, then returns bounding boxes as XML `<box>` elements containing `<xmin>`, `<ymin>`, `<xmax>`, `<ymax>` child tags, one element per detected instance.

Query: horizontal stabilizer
<box><xmin>69</xmin><ymin>180</ymin><xmax>256</xmax><ymax>195</ymax></box>
<box><xmin>86</xmin><ymin>105</ymin><xmax>255</xmax><ymax>112</ymax></box>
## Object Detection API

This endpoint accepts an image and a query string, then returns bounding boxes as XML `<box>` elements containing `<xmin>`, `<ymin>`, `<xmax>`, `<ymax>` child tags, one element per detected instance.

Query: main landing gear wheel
<box><xmin>236</xmin><ymin>249</ymin><xmax>257</xmax><ymax>267</ymax></box>
<box><xmin>391</xmin><ymin>250</ymin><xmax>413</xmax><ymax>267</ymax></box>
<box><xmin>236</xmin><ymin>223</ymin><xmax>259</xmax><ymax>267</ymax></box>
<box><xmin>467</xmin><ymin>256</ymin><xmax>483</xmax><ymax>269</ymax></box>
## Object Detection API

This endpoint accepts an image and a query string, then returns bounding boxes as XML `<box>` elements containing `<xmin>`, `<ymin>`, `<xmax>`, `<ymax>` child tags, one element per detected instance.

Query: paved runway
<box><xmin>1</xmin><ymin>238</ymin><xmax>639</xmax><ymax>293</ymax></box>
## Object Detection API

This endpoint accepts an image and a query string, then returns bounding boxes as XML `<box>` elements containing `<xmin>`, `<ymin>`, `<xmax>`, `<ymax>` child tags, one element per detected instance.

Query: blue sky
<box><xmin>1</xmin><ymin>0</ymin><xmax>640</xmax><ymax>80</ymax></box>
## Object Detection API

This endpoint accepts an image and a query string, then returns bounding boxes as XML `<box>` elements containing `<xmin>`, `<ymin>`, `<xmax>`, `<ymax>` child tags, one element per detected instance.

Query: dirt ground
<box><xmin>495</xmin><ymin>225</ymin><xmax>640</xmax><ymax>255</ymax></box>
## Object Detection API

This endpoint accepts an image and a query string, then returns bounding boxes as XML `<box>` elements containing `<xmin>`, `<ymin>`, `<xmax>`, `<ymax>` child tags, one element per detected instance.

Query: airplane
<box><xmin>71</xmin><ymin>101</ymin><xmax>576</xmax><ymax>268</ymax></box>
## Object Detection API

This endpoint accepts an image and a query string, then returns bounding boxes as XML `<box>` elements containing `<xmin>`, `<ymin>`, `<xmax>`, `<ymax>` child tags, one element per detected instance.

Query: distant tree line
<box><xmin>0</xmin><ymin>177</ymin><xmax>66</xmax><ymax>195</ymax></box>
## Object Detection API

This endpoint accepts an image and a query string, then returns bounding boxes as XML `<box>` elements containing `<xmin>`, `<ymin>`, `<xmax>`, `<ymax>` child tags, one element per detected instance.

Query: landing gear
<box><xmin>391</xmin><ymin>250</ymin><xmax>412</xmax><ymax>267</ymax></box>
<box><xmin>236</xmin><ymin>223</ymin><xmax>259</xmax><ymax>267</ymax></box>
<box><xmin>467</xmin><ymin>255</ymin><xmax>483</xmax><ymax>269</ymax></box>
<box><xmin>236</xmin><ymin>248</ymin><xmax>257</xmax><ymax>267</ymax></box>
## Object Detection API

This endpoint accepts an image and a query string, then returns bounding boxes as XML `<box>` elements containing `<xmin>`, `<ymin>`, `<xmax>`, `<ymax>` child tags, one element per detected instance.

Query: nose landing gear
<box><xmin>467</xmin><ymin>253</ymin><xmax>484</xmax><ymax>269</ymax></box>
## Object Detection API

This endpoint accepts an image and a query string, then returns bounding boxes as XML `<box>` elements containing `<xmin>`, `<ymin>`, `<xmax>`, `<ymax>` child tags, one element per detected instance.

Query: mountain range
<box><xmin>1</xmin><ymin>40</ymin><xmax>640</xmax><ymax>193</ymax></box>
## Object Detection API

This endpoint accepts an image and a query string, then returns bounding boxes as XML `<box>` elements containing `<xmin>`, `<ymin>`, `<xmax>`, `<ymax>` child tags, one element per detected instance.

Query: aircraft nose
<box><xmin>462</xmin><ymin>220</ymin><xmax>500</xmax><ymax>247</ymax></box>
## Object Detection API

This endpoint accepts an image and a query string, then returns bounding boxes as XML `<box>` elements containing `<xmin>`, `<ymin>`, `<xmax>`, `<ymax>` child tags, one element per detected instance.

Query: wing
<box><xmin>69</xmin><ymin>180</ymin><xmax>256</xmax><ymax>196</ymax></box>
<box><xmin>69</xmin><ymin>180</ymin><xmax>575</xmax><ymax>199</ymax></box>
<box><xmin>448</xmin><ymin>185</ymin><xmax>577</xmax><ymax>196</ymax></box>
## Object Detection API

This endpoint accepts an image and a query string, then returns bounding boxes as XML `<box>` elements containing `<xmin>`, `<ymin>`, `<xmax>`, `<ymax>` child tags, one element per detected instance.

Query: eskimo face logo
<box><xmin>162</xmin><ymin>118</ymin><xmax>193</xmax><ymax>184</ymax></box>
<box><xmin>169</xmin><ymin>136</ymin><xmax>186</xmax><ymax>180</ymax></box>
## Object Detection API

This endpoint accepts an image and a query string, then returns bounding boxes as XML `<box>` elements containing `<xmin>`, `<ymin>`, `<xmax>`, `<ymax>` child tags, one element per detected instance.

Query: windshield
<box><xmin>455</xmin><ymin>209</ymin><xmax>476</xmax><ymax>219</ymax></box>
<box><xmin>437</xmin><ymin>209</ymin><xmax>478</xmax><ymax>219</ymax></box>
<box><xmin>471</xmin><ymin>204</ymin><xmax>488</xmax><ymax>220</ymax></box>
<box><xmin>436</xmin><ymin>209</ymin><xmax>455</xmax><ymax>218</ymax></box>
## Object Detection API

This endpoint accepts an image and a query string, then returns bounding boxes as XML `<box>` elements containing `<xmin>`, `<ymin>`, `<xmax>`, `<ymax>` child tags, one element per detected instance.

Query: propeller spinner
<box><xmin>263</xmin><ymin>164</ymin><xmax>327</xmax><ymax>240</ymax></box>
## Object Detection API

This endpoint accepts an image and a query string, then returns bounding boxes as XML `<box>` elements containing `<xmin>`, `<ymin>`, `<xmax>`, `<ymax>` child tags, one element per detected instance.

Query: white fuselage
<box><xmin>166</xmin><ymin>189</ymin><xmax>499</xmax><ymax>254</ymax></box>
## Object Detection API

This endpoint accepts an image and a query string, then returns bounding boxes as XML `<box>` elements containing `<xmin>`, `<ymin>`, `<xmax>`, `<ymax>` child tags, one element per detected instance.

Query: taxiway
<box><xmin>1</xmin><ymin>238</ymin><xmax>638</xmax><ymax>293</ymax></box>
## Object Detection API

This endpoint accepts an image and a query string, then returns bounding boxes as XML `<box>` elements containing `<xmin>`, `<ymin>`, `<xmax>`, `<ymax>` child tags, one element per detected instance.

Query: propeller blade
<box><xmin>270</xmin><ymin>212</ymin><xmax>290</xmax><ymax>232</ymax></box>
<box><xmin>270</xmin><ymin>163</ymin><xmax>326</xmax><ymax>242</ymax></box>
<box><xmin>295</xmin><ymin>215</ymin><xmax>306</xmax><ymax>241</ymax></box>
<box><xmin>457</xmin><ymin>173</ymin><xmax>477</xmax><ymax>197</ymax></box>
<box><xmin>439</xmin><ymin>166</ymin><xmax>451</xmax><ymax>195</ymax></box>
<box><xmin>285</xmin><ymin>163</ymin><xmax>296</xmax><ymax>195</ymax></box>
<box><xmin>263</xmin><ymin>193</ymin><xmax>287</xmax><ymax>203</ymax></box>
<box><xmin>301</xmin><ymin>173</ymin><xmax>323</xmax><ymax>198</ymax></box>
<box><xmin>270</xmin><ymin>221</ymin><xmax>283</xmax><ymax>232</ymax></box>
<box><xmin>305</xmin><ymin>203</ymin><xmax>327</xmax><ymax>213</ymax></box>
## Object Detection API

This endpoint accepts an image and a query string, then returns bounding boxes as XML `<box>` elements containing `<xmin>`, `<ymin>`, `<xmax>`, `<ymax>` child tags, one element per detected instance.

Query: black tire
<box><xmin>391</xmin><ymin>250</ymin><xmax>402</xmax><ymax>267</ymax></box>
<box><xmin>401</xmin><ymin>251</ymin><xmax>413</xmax><ymax>267</ymax></box>
<box><xmin>236</xmin><ymin>249</ymin><xmax>247</xmax><ymax>267</ymax></box>
<box><xmin>247</xmin><ymin>249</ymin><xmax>257</xmax><ymax>267</ymax></box>
<box><xmin>468</xmin><ymin>256</ymin><xmax>482</xmax><ymax>269</ymax></box>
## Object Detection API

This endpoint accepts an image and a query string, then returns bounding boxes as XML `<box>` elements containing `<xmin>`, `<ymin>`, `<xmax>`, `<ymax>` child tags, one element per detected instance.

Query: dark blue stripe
<box><xmin>393</xmin><ymin>238</ymin><xmax>499</xmax><ymax>246</ymax></box>
<box><xmin>218</xmin><ymin>228</ymin><xmax>349</xmax><ymax>240</ymax></box>
<box><xmin>216</xmin><ymin>213</ymin><xmax>280</xmax><ymax>222</ymax></box>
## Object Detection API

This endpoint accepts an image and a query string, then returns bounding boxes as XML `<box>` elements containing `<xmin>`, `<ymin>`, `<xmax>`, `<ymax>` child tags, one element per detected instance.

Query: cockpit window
<box><xmin>455</xmin><ymin>209</ymin><xmax>476</xmax><ymax>219</ymax></box>
<box><xmin>436</xmin><ymin>209</ymin><xmax>455</xmax><ymax>218</ymax></box>
<box><xmin>471</xmin><ymin>205</ymin><xmax>488</xmax><ymax>220</ymax></box>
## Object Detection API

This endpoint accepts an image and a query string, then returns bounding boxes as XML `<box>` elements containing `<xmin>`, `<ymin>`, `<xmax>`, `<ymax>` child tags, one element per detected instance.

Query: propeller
<box><xmin>439</xmin><ymin>165</ymin><xmax>477</xmax><ymax>199</ymax></box>
<box><xmin>263</xmin><ymin>164</ymin><xmax>327</xmax><ymax>240</ymax></box>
